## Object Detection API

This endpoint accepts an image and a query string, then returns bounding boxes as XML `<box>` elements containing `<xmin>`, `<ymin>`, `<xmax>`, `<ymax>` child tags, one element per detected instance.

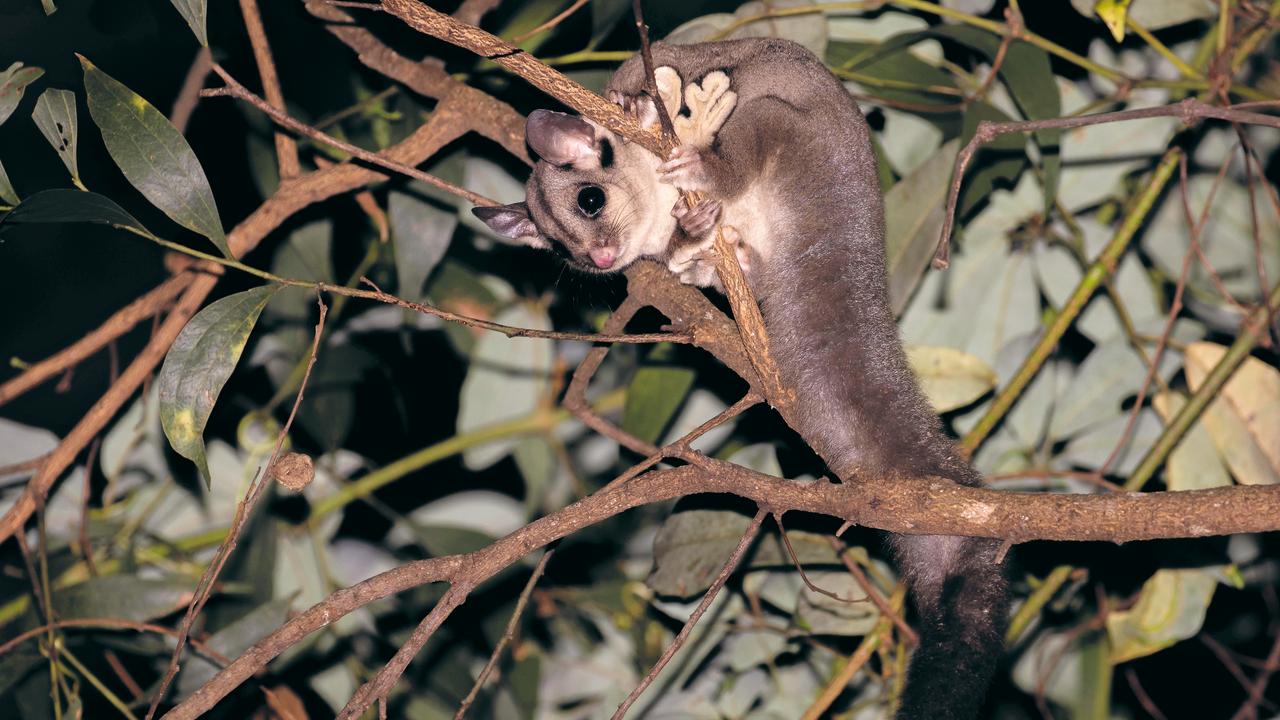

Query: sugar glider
<box><xmin>474</xmin><ymin>38</ymin><xmax>1009</xmax><ymax>719</ymax></box>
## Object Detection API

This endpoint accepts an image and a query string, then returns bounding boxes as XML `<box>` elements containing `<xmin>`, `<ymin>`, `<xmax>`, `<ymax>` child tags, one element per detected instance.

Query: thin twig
<box><xmin>146</xmin><ymin>297</ymin><xmax>329</xmax><ymax>719</ymax></box>
<box><xmin>610</xmin><ymin>509</ymin><xmax>767</xmax><ymax>719</ymax></box>
<box><xmin>0</xmin><ymin>618</ymin><xmax>229</xmax><ymax>666</ymax></box>
<box><xmin>511</xmin><ymin>0</ymin><xmax>590</xmax><ymax>44</ymax></box>
<box><xmin>1230</xmin><ymin>630</ymin><xmax>1280</xmax><ymax>720</ymax></box>
<box><xmin>338</xmin><ymin>584</ymin><xmax>472</xmax><ymax>719</ymax></box>
<box><xmin>454</xmin><ymin>550</ymin><xmax>554</xmax><ymax>720</ymax></box>
<box><xmin>935</xmin><ymin>97</ymin><xmax>1280</xmax><ymax>268</ymax></box>
<box><xmin>205</xmin><ymin>65</ymin><xmax>494</xmax><ymax>207</ymax></box>
<box><xmin>1125</xmin><ymin>667</ymin><xmax>1169</xmax><ymax>720</ymax></box>
<box><xmin>828</xmin><ymin>536</ymin><xmax>918</xmax><ymax>645</ymax></box>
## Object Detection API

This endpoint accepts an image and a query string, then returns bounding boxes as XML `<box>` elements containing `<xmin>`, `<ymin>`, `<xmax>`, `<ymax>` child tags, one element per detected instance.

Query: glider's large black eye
<box><xmin>577</xmin><ymin>186</ymin><xmax>606</xmax><ymax>217</ymax></box>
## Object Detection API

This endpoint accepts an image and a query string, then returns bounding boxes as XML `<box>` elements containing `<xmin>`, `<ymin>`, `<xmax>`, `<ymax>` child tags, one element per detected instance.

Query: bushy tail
<box><xmin>891</xmin><ymin>533</ymin><xmax>1010</xmax><ymax>720</ymax></box>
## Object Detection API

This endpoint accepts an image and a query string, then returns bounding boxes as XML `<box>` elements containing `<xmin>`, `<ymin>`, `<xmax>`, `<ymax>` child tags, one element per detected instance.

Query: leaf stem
<box><xmin>961</xmin><ymin>149</ymin><xmax>1181</xmax><ymax>454</ymax></box>
<box><xmin>1005</xmin><ymin>565</ymin><xmax>1075</xmax><ymax>645</ymax></box>
<box><xmin>1124</xmin><ymin>280</ymin><xmax>1280</xmax><ymax>491</ymax></box>
<box><xmin>309</xmin><ymin>387</ymin><xmax>627</xmax><ymax>519</ymax></box>
<box><xmin>56</xmin><ymin>642</ymin><xmax>140</xmax><ymax>720</ymax></box>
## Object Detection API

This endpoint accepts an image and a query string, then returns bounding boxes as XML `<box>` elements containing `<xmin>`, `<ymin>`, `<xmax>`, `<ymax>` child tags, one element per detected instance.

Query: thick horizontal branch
<box><xmin>164</xmin><ymin>459</ymin><xmax>1280</xmax><ymax>718</ymax></box>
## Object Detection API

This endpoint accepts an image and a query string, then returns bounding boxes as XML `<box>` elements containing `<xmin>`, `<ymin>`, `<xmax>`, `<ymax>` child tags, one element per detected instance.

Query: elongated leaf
<box><xmin>926</xmin><ymin>25</ymin><xmax>1061</xmax><ymax>210</ymax></box>
<box><xmin>159</xmin><ymin>286</ymin><xmax>276</xmax><ymax>484</ymax></box>
<box><xmin>1184</xmin><ymin>342</ymin><xmax>1280</xmax><ymax>485</ymax></box>
<box><xmin>176</xmin><ymin>598</ymin><xmax>292</xmax><ymax>698</ymax></box>
<box><xmin>168</xmin><ymin>0</ymin><xmax>209</xmax><ymax>46</ymax></box>
<box><xmin>458</xmin><ymin>303</ymin><xmax>554</xmax><ymax>470</ymax></box>
<box><xmin>828</xmin><ymin>39</ymin><xmax>961</xmax><ymax>124</ymax></box>
<box><xmin>622</xmin><ymin>366</ymin><xmax>696</xmax><ymax>445</ymax></box>
<box><xmin>0</xmin><ymin>159</ymin><xmax>17</xmax><ymax>205</ymax></box>
<box><xmin>1106</xmin><ymin>569</ymin><xmax>1217</xmax><ymax>663</ymax></box>
<box><xmin>53</xmin><ymin>575</ymin><xmax>195</xmax><ymax>622</ymax></box>
<box><xmin>0</xmin><ymin>62</ymin><xmax>44</xmax><ymax>126</ymax></box>
<box><xmin>390</xmin><ymin>187</ymin><xmax>455</xmax><ymax>303</ymax></box>
<box><xmin>32</xmin><ymin>88</ymin><xmax>79</xmax><ymax>182</ymax></box>
<box><xmin>0</xmin><ymin>189</ymin><xmax>149</xmax><ymax>235</ymax></box>
<box><xmin>79</xmin><ymin>55</ymin><xmax>228</xmax><ymax>255</ymax></box>
<box><xmin>1152</xmin><ymin>392</ymin><xmax>1231</xmax><ymax>491</ymax></box>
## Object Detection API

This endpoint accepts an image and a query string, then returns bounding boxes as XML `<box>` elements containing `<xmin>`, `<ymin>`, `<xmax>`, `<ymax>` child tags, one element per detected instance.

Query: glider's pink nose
<box><xmin>590</xmin><ymin>248</ymin><xmax>616</xmax><ymax>269</ymax></box>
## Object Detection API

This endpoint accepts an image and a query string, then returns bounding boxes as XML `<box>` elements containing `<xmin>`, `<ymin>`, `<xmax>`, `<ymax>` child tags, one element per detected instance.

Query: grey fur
<box><xmin>475</xmin><ymin>38</ymin><xmax>1009</xmax><ymax>719</ymax></box>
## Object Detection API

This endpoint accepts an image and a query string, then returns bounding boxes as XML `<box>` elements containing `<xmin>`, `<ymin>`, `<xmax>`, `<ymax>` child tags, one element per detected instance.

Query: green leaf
<box><xmin>167</xmin><ymin>0</ymin><xmax>209</xmax><ymax>46</ymax></box>
<box><xmin>79</xmin><ymin>55</ymin><xmax>228</xmax><ymax>255</ymax></box>
<box><xmin>0</xmin><ymin>646</ymin><xmax>42</xmax><ymax>698</ymax></box>
<box><xmin>1152</xmin><ymin>392</ymin><xmax>1231</xmax><ymax>491</ymax></box>
<box><xmin>650</xmin><ymin>509</ymin><xmax>759</xmax><ymax>597</ymax></box>
<box><xmin>667</xmin><ymin>1</ymin><xmax>828</xmax><ymax>57</ymax></box>
<box><xmin>53</xmin><ymin>575</ymin><xmax>195</xmax><ymax>622</ymax></box>
<box><xmin>266</xmin><ymin>219</ymin><xmax>333</xmax><ymax>321</ymax></box>
<box><xmin>827</xmin><ymin>39</ymin><xmax>961</xmax><ymax>124</ymax></box>
<box><xmin>32</xmin><ymin>88</ymin><xmax>80</xmax><ymax>183</ymax></box>
<box><xmin>906</xmin><ymin>345</ymin><xmax>997</xmax><ymax>413</ymax></box>
<box><xmin>1106</xmin><ymin>569</ymin><xmax>1217</xmax><ymax>663</ymax></box>
<box><xmin>390</xmin><ymin>187</ymin><xmax>456</xmax><ymax>304</ymax></box>
<box><xmin>885</xmin><ymin>139</ymin><xmax>958</xmax><ymax>314</ymax></box>
<box><xmin>926</xmin><ymin>25</ymin><xmax>1062</xmax><ymax>211</ymax></box>
<box><xmin>458</xmin><ymin>303</ymin><xmax>554</xmax><ymax>470</ymax></box>
<box><xmin>158</xmin><ymin>286</ymin><xmax>276</xmax><ymax>484</ymax></box>
<box><xmin>590</xmin><ymin>0</ymin><xmax>631</xmax><ymax>47</ymax></box>
<box><xmin>1184</xmin><ymin>342</ymin><xmax>1280</xmax><ymax>485</ymax></box>
<box><xmin>0</xmin><ymin>62</ymin><xmax>45</xmax><ymax>126</ymax></box>
<box><xmin>622</xmin><ymin>367</ymin><xmax>696</xmax><ymax>445</ymax></box>
<box><xmin>0</xmin><ymin>159</ymin><xmax>18</xmax><ymax>205</ymax></box>
<box><xmin>0</xmin><ymin>189</ymin><xmax>149</xmax><ymax>235</ymax></box>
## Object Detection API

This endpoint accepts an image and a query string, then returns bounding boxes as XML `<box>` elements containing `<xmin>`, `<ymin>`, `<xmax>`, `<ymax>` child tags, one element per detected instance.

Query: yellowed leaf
<box><xmin>1152</xmin><ymin>392</ymin><xmax>1231</xmax><ymax>491</ymax></box>
<box><xmin>1184</xmin><ymin>342</ymin><xmax>1280</xmax><ymax>485</ymax></box>
<box><xmin>1095</xmin><ymin>0</ymin><xmax>1131</xmax><ymax>42</ymax></box>
<box><xmin>1106</xmin><ymin>568</ymin><xmax>1216</xmax><ymax>663</ymax></box>
<box><xmin>907</xmin><ymin>345</ymin><xmax>998</xmax><ymax>413</ymax></box>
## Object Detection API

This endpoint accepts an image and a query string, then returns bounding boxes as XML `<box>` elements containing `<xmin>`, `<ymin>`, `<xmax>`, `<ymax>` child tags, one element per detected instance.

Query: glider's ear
<box><xmin>471</xmin><ymin>202</ymin><xmax>549</xmax><ymax>249</ymax></box>
<box><xmin>526</xmin><ymin>109</ymin><xmax>598</xmax><ymax>165</ymax></box>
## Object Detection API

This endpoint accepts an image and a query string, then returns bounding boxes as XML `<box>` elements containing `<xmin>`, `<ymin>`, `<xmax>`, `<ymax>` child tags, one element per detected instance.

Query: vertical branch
<box><xmin>630</xmin><ymin>0</ymin><xmax>677</xmax><ymax>143</ymax></box>
<box><xmin>238</xmin><ymin>0</ymin><xmax>301</xmax><ymax>179</ymax></box>
<box><xmin>169</xmin><ymin>47</ymin><xmax>213</xmax><ymax>134</ymax></box>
